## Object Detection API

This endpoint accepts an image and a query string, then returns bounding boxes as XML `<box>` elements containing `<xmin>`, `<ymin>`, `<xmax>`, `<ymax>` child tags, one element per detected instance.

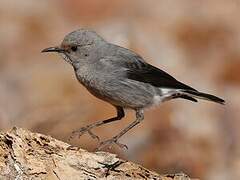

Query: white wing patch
<box><xmin>152</xmin><ymin>88</ymin><xmax>181</xmax><ymax>106</ymax></box>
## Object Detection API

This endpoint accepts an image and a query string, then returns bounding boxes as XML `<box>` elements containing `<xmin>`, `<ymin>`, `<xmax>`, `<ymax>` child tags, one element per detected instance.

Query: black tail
<box><xmin>182</xmin><ymin>90</ymin><xmax>225</xmax><ymax>105</ymax></box>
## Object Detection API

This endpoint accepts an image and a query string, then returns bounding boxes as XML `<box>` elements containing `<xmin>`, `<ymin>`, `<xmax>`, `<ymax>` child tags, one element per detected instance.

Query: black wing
<box><xmin>102</xmin><ymin>45</ymin><xmax>197</xmax><ymax>91</ymax></box>
<box><xmin>126</xmin><ymin>60</ymin><xmax>196</xmax><ymax>91</ymax></box>
<box><xmin>100</xmin><ymin>46</ymin><xmax>225</xmax><ymax>103</ymax></box>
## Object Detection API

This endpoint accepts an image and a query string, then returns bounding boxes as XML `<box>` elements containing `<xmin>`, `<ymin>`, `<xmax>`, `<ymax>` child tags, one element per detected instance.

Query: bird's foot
<box><xmin>95</xmin><ymin>136</ymin><xmax>128</xmax><ymax>151</ymax></box>
<box><xmin>97</xmin><ymin>160</ymin><xmax>125</xmax><ymax>177</ymax></box>
<box><xmin>69</xmin><ymin>126</ymin><xmax>100</xmax><ymax>141</ymax></box>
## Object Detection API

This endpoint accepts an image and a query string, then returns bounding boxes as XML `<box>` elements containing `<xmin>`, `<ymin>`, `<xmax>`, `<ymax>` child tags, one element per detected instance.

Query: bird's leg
<box><xmin>69</xmin><ymin>106</ymin><xmax>124</xmax><ymax>141</ymax></box>
<box><xmin>96</xmin><ymin>109</ymin><xmax>144</xmax><ymax>151</ymax></box>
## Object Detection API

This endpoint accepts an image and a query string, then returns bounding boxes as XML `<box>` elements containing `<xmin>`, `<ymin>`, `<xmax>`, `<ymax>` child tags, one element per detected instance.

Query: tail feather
<box><xmin>182</xmin><ymin>90</ymin><xmax>225</xmax><ymax>105</ymax></box>
<box><xmin>172</xmin><ymin>94</ymin><xmax>198</xmax><ymax>102</ymax></box>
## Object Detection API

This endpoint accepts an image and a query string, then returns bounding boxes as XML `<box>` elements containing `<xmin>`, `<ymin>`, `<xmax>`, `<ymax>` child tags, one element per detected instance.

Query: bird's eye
<box><xmin>71</xmin><ymin>46</ymin><xmax>78</xmax><ymax>52</ymax></box>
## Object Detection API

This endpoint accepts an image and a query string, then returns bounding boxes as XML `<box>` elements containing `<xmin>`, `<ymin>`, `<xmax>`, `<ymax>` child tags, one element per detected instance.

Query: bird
<box><xmin>42</xmin><ymin>29</ymin><xmax>225</xmax><ymax>151</ymax></box>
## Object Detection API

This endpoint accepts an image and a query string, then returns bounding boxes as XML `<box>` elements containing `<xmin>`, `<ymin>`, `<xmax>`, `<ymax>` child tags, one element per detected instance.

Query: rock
<box><xmin>0</xmin><ymin>127</ymin><xmax>191</xmax><ymax>180</ymax></box>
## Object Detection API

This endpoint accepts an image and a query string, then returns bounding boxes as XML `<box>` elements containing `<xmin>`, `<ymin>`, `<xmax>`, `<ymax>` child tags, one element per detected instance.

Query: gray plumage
<box><xmin>42</xmin><ymin>29</ymin><xmax>225</xmax><ymax>150</ymax></box>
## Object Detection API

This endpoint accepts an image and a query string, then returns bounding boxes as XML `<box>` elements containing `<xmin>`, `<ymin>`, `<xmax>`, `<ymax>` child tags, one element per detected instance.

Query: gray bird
<box><xmin>42</xmin><ymin>29</ymin><xmax>225</xmax><ymax>151</ymax></box>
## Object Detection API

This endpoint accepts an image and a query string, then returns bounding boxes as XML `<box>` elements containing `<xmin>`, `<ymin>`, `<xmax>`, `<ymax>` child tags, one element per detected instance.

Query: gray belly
<box><xmin>75</xmin><ymin>67</ymin><xmax>159</xmax><ymax>109</ymax></box>
<box><xmin>83</xmin><ymin>77</ymin><xmax>157</xmax><ymax>109</ymax></box>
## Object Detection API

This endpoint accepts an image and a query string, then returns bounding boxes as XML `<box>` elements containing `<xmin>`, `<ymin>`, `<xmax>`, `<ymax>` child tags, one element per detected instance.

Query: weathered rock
<box><xmin>0</xmin><ymin>127</ymin><xmax>191</xmax><ymax>180</ymax></box>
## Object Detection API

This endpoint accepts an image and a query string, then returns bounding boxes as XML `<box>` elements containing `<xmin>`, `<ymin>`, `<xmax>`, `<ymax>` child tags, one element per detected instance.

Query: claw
<box><xmin>95</xmin><ymin>137</ymin><xmax>128</xmax><ymax>151</ymax></box>
<box><xmin>68</xmin><ymin>126</ymin><xmax>100</xmax><ymax>142</ymax></box>
<box><xmin>88</xmin><ymin>130</ymin><xmax>100</xmax><ymax>141</ymax></box>
<box><xmin>115</xmin><ymin>141</ymin><xmax>128</xmax><ymax>150</ymax></box>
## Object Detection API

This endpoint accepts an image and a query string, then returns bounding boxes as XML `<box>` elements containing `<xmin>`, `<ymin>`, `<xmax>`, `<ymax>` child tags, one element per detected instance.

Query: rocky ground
<box><xmin>0</xmin><ymin>127</ymin><xmax>191</xmax><ymax>180</ymax></box>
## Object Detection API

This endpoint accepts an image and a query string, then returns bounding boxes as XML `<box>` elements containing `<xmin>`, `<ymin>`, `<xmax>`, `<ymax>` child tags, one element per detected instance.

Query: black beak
<box><xmin>41</xmin><ymin>47</ymin><xmax>65</xmax><ymax>53</ymax></box>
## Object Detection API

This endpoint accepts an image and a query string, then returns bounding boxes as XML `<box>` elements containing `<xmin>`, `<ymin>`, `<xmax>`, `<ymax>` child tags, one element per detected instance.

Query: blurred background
<box><xmin>0</xmin><ymin>0</ymin><xmax>238</xmax><ymax>179</ymax></box>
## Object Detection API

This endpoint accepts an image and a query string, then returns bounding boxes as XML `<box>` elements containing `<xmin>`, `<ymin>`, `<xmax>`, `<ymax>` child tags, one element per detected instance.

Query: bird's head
<box><xmin>42</xmin><ymin>29</ymin><xmax>105</xmax><ymax>66</ymax></box>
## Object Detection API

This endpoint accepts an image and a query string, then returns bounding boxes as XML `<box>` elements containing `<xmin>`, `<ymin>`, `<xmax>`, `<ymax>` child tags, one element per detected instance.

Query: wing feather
<box><xmin>100</xmin><ymin>48</ymin><xmax>196</xmax><ymax>91</ymax></box>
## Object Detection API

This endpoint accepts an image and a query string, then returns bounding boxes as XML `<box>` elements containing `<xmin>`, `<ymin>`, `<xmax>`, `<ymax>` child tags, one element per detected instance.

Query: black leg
<box><xmin>96</xmin><ymin>109</ymin><xmax>144</xmax><ymax>151</ymax></box>
<box><xmin>69</xmin><ymin>106</ymin><xmax>124</xmax><ymax>141</ymax></box>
